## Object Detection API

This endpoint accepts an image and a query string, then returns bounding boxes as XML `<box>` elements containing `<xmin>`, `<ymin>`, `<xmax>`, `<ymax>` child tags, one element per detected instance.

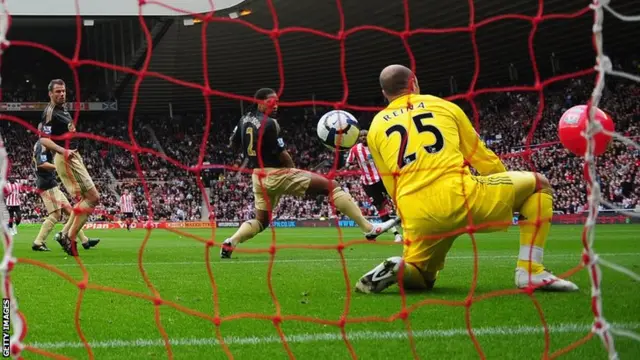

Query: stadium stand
<box><xmin>2</xmin><ymin>71</ymin><xmax>638</xmax><ymax>223</ymax></box>
<box><xmin>1</xmin><ymin>5</ymin><xmax>637</xmax><ymax>226</ymax></box>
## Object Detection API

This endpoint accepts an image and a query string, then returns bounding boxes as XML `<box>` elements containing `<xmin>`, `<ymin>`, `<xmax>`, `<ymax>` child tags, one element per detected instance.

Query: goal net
<box><xmin>1</xmin><ymin>0</ymin><xmax>639</xmax><ymax>359</ymax></box>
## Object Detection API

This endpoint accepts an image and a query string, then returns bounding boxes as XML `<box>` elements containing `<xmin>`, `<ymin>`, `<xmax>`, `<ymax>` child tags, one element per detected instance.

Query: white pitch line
<box><xmin>26</xmin><ymin>322</ymin><xmax>640</xmax><ymax>350</ymax></box>
<box><xmin>28</xmin><ymin>252</ymin><xmax>640</xmax><ymax>268</ymax></box>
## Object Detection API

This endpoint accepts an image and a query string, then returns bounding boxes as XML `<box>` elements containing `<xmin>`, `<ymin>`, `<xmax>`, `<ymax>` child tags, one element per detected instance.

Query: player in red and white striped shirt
<box><xmin>346</xmin><ymin>130</ymin><xmax>403</xmax><ymax>242</ymax></box>
<box><xmin>3</xmin><ymin>177</ymin><xmax>22</xmax><ymax>236</ymax></box>
<box><xmin>119</xmin><ymin>189</ymin><xmax>135</xmax><ymax>231</ymax></box>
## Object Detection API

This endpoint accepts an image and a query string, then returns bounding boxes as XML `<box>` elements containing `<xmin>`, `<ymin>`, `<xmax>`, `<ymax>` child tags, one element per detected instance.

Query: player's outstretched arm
<box><xmin>451</xmin><ymin>103</ymin><xmax>506</xmax><ymax>175</ymax></box>
<box><xmin>343</xmin><ymin>147</ymin><xmax>354</xmax><ymax>169</ymax></box>
<box><xmin>37</xmin><ymin>161</ymin><xmax>56</xmax><ymax>172</ymax></box>
<box><xmin>34</xmin><ymin>142</ymin><xmax>56</xmax><ymax>171</ymax></box>
<box><xmin>39</xmin><ymin>138</ymin><xmax>67</xmax><ymax>155</ymax></box>
<box><xmin>40</xmin><ymin>137</ymin><xmax>77</xmax><ymax>160</ymax></box>
<box><xmin>229</xmin><ymin>125</ymin><xmax>240</xmax><ymax>150</ymax></box>
<box><xmin>234</xmin><ymin>157</ymin><xmax>250</xmax><ymax>179</ymax></box>
<box><xmin>40</xmin><ymin>163</ymin><xmax>56</xmax><ymax>171</ymax></box>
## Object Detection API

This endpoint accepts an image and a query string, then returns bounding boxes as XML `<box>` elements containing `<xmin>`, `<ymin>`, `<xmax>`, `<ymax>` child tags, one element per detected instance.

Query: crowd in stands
<box><xmin>2</xmin><ymin>69</ymin><xmax>639</xmax><ymax>224</ymax></box>
<box><xmin>2</xmin><ymin>86</ymin><xmax>112</xmax><ymax>104</ymax></box>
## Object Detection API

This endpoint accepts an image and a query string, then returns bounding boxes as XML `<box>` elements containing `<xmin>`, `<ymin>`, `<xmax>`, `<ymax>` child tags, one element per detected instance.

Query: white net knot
<box><xmin>592</xmin><ymin>319</ymin><xmax>611</xmax><ymax>336</ymax></box>
<box><xmin>595</xmin><ymin>55</ymin><xmax>613</xmax><ymax>74</ymax></box>
<box><xmin>584</xmin><ymin>118</ymin><xmax>608</xmax><ymax>139</ymax></box>
<box><xmin>583</xmin><ymin>153</ymin><xmax>594</xmax><ymax>164</ymax></box>
<box><xmin>583</xmin><ymin>250</ymin><xmax>599</xmax><ymax>267</ymax></box>
<box><xmin>0</xmin><ymin>255</ymin><xmax>17</xmax><ymax>274</ymax></box>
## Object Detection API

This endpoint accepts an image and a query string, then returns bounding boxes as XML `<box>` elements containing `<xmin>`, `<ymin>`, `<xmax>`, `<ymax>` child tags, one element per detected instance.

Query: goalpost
<box><xmin>1</xmin><ymin>0</ymin><xmax>639</xmax><ymax>359</ymax></box>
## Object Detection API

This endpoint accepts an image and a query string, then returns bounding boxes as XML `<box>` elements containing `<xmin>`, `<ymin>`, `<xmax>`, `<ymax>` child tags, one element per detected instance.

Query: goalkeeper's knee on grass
<box><xmin>355</xmin><ymin>257</ymin><xmax>435</xmax><ymax>294</ymax></box>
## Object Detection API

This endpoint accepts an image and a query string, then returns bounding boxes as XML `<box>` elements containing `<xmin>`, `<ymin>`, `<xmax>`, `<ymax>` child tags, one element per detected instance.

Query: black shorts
<box><xmin>363</xmin><ymin>181</ymin><xmax>389</xmax><ymax>209</ymax></box>
<box><xmin>123</xmin><ymin>212</ymin><xmax>133</xmax><ymax>219</ymax></box>
<box><xmin>7</xmin><ymin>206</ymin><xmax>20</xmax><ymax>216</ymax></box>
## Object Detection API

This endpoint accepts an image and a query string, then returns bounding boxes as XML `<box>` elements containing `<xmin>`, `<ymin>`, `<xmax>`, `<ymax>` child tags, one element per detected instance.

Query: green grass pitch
<box><xmin>5</xmin><ymin>224</ymin><xmax>640</xmax><ymax>359</ymax></box>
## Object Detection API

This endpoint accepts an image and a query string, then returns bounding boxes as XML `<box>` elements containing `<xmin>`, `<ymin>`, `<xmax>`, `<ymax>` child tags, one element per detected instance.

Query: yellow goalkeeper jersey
<box><xmin>367</xmin><ymin>93</ymin><xmax>506</xmax><ymax>200</ymax></box>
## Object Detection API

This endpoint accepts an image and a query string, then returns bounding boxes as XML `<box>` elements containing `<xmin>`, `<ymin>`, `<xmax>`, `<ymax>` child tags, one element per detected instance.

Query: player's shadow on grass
<box><xmin>362</xmin><ymin>286</ymin><xmax>469</xmax><ymax>297</ymax></box>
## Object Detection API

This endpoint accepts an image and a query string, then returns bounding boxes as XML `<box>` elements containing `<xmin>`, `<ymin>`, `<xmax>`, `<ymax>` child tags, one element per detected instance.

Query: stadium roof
<box><xmin>10</xmin><ymin>0</ymin><xmax>640</xmax><ymax>112</ymax></box>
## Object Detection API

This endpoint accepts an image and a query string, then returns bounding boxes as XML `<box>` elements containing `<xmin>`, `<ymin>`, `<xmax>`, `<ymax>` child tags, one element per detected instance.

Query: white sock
<box><xmin>518</xmin><ymin>245</ymin><xmax>544</xmax><ymax>264</ymax></box>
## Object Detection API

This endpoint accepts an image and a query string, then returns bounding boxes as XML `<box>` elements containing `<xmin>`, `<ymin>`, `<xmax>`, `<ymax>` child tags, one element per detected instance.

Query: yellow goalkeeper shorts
<box><xmin>397</xmin><ymin>171</ymin><xmax>538</xmax><ymax>274</ymax></box>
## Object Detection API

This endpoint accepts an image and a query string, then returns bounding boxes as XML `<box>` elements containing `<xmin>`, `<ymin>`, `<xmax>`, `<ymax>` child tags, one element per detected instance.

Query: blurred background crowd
<box><xmin>2</xmin><ymin>64</ymin><xmax>639</xmax><ymax>224</ymax></box>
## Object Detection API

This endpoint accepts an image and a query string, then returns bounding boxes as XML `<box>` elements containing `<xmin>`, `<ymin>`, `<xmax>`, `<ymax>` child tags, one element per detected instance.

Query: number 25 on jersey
<box><xmin>385</xmin><ymin>112</ymin><xmax>444</xmax><ymax>169</ymax></box>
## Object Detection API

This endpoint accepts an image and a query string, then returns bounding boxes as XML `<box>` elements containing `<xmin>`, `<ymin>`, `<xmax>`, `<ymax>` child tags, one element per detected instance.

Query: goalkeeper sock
<box><xmin>516</xmin><ymin>189</ymin><xmax>553</xmax><ymax>274</ymax></box>
<box><xmin>331</xmin><ymin>187</ymin><xmax>372</xmax><ymax>232</ymax></box>
<box><xmin>230</xmin><ymin>219</ymin><xmax>264</xmax><ymax>246</ymax></box>
<box><xmin>34</xmin><ymin>215</ymin><xmax>57</xmax><ymax>245</ymax></box>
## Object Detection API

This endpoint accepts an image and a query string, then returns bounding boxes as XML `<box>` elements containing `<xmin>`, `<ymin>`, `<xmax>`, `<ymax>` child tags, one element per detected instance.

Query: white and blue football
<box><xmin>316</xmin><ymin>110</ymin><xmax>360</xmax><ymax>151</ymax></box>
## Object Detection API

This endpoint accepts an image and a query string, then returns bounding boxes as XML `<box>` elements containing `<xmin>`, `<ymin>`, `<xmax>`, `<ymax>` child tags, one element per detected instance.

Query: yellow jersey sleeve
<box><xmin>451</xmin><ymin>102</ymin><xmax>506</xmax><ymax>175</ymax></box>
<box><xmin>367</xmin><ymin>120</ymin><xmax>396</xmax><ymax>198</ymax></box>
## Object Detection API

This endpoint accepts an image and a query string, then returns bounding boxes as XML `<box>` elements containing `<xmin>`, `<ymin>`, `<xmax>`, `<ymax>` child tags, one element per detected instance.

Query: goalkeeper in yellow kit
<box><xmin>355</xmin><ymin>65</ymin><xmax>578</xmax><ymax>294</ymax></box>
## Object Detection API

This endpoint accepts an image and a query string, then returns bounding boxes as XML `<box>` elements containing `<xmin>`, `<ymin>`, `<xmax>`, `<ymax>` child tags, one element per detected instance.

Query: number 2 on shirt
<box><xmin>246</xmin><ymin>127</ymin><xmax>257</xmax><ymax>156</ymax></box>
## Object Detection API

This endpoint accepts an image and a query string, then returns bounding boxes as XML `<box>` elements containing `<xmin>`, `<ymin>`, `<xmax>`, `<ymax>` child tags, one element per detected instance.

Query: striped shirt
<box><xmin>346</xmin><ymin>143</ymin><xmax>381</xmax><ymax>186</ymax></box>
<box><xmin>120</xmin><ymin>194</ymin><xmax>134</xmax><ymax>213</ymax></box>
<box><xmin>4</xmin><ymin>182</ymin><xmax>21</xmax><ymax>207</ymax></box>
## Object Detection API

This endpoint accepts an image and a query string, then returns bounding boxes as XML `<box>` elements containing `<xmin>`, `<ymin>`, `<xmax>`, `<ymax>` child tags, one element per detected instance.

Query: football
<box><xmin>558</xmin><ymin>104</ymin><xmax>614</xmax><ymax>156</ymax></box>
<box><xmin>316</xmin><ymin>110</ymin><xmax>360</xmax><ymax>151</ymax></box>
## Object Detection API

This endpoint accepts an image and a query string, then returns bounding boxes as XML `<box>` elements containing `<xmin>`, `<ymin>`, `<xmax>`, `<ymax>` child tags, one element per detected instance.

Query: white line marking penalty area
<box><xmin>27</xmin><ymin>322</ymin><xmax>640</xmax><ymax>349</ymax></box>
<box><xmin>40</xmin><ymin>252</ymin><xmax>640</xmax><ymax>268</ymax></box>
